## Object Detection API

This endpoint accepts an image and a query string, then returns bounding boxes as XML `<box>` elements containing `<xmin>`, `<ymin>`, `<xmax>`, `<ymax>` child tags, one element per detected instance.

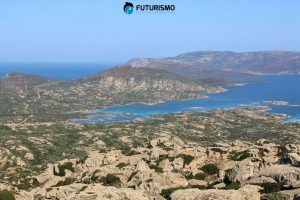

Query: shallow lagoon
<box><xmin>74</xmin><ymin>75</ymin><xmax>300</xmax><ymax>124</ymax></box>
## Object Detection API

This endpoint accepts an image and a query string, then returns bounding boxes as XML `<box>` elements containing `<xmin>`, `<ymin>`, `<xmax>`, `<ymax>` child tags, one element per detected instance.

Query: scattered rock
<box><xmin>170</xmin><ymin>185</ymin><xmax>261</xmax><ymax>200</ymax></box>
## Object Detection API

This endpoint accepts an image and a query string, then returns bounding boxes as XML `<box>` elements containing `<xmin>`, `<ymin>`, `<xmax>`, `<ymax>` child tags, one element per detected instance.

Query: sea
<box><xmin>73</xmin><ymin>75</ymin><xmax>300</xmax><ymax>124</ymax></box>
<box><xmin>0</xmin><ymin>63</ymin><xmax>299</xmax><ymax>124</ymax></box>
<box><xmin>0</xmin><ymin>63</ymin><xmax>117</xmax><ymax>80</ymax></box>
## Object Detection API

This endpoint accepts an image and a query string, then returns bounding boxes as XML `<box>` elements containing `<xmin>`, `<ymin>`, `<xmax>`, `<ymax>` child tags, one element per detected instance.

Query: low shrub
<box><xmin>128</xmin><ymin>171</ymin><xmax>139</xmax><ymax>182</ymax></box>
<box><xmin>260</xmin><ymin>183</ymin><xmax>283</xmax><ymax>193</ymax></box>
<box><xmin>15</xmin><ymin>178</ymin><xmax>40</xmax><ymax>190</ymax></box>
<box><xmin>54</xmin><ymin>162</ymin><xmax>75</xmax><ymax>176</ymax></box>
<box><xmin>55</xmin><ymin>178</ymin><xmax>75</xmax><ymax>187</ymax></box>
<box><xmin>200</xmin><ymin>164</ymin><xmax>219</xmax><ymax>175</ymax></box>
<box><xmin>261</xmin><ymin>193</ymin><xmax>289</xmax><ymax>200</ymax></box>
<box><xmin>149</xmin><ymin>165</ymin><xmax>164</xmax><ymax>173</ymax></box>
<box><xmin>116</xmin><ymin>162</ymin><xmax>129</xmax><ymax>169</ymax></box>
<box><xmin>229</xmin><ymin>150</ymin><xmax>251</xmax><ymax>161</ymax></box>
<box><xmin>176</xmin><ymin>154</ymin><xmax>195</xmax><ymax>166</ymax></box>
<box><xmin>146</xmin><ymin>179</ymin><xmax>153</xmax><ymax>183</ymax></box>
<box><xmin>221</xmin><ymin>182</ymin><xmax>241</xmax><ymax>190</ymax></box>
<box><xmin>99</xmin><ymin>174</ymin><xmax>122</xmax><ymax>188</ymax></box>
<box><xmin>194</xmin><ymin>173</ymin><xmax>207</xmax><ymax>180</ymax></box>
<box><xmin>90</xmin><ymin>169</ymin><xmax>101</xmax><ymax>182</ymax></box>
<box><xmin>210</xmin><ymin>148</ymin><xmax>226</xmax><ymax>154</ymax></box>
<box><xmin>191</xmin><ymin>185</ymin><xmax>206</xmax><ymax>189</ymax></box>
<box><xmin>277</xmin><ymin>146</ymin><xmax>288</xmax><ymax>157</ymax></box>
<box><xmin>0</xmin><ymin>190</ymin><xmax>15</xmax><ymax>200</ymax></box>
<box><xmin>163</xmin><ymin>147</ymin><xmax>174</xmax><ymax>151</ymax></box>
<box><xmin>0</xmin><ymin>125</ymin><xmax>11</xmax><ymax>131</ymax></box>
<box><xmin>185</xmin><ymin>173</ymin><xmax>207</xmax><ymax>180</ymax></box>
<box><xmin>121</xmin><ymin>146</ymin><xmax>141</xmax><ymax>156</ymax></box>
<box><xmin>160</xmin><ymin>186</ymin><xmax>189</xmax><ymax>200</ymax></box>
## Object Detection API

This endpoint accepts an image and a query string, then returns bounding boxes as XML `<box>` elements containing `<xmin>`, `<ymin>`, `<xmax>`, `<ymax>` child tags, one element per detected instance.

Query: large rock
<box><xmin>82</xmin><ymin>151</ymin><xmax>106</xmax><ymax>169</ymax></box>
<box><xmin>35</xmin><ymin>164</ymin><xmax>64</xmax><ymax>187</ymax></box>
<box><xmin>103</xmin><ymin>150</ymin><xmax>123</xmax><ymax>164</ymax></box>
<box><xmin>46</xmin><ymin>183</ymin><xmax>86</xmax><ymax>199</ymax></box>
<box><xmin>260</xmin><ymin>165</ymin><xmax>300</xmax><ymax>188</ymax></box>
<box><xmin>44</xmin><ymin>184</ymin><xmax>151</xmax><ymax>200</ymax></box>
<box><xmin>280</xmin><ymin>188</ymin><xmax>300</xmax><ymax>200</ymax></box>
<box><xmin>170</xmin><ymin>185</ymin><xmax>261</xmax><ymax>200</ymax></box>
<box><xmin>244</xmin><ymin>176</ymin><xmax>277</xmax><ymax>185</ymax></box>
<box><xmin>232</xmin><ymin>140</ymin><xmax>247</xmax><ymax>148</ymax></box>
<box><xmin>172</xmin><ymin>157</ymin><xmax>184</xmax><ymax>171</ymax></box>
<box><xmin>151</xmin><ymin>172</ymin><xmax>189</xmax><ymax>192</ymax></box>
<box><xmin>286</xmin><ymin>153</ymin><xmax>300</xmax><ymax>166</ymax></box>
<box><xmin>69</xmin><ymin>186</ymin><xmax>150</xmax><ymax>200</ymax></box>
<box><xmin>130</xmin><ymin>171</ymin><xmax>188</xmax><ymax>192</ymax></box>
<box><xmin>136</xmin><ymin>160</ymin><xmax>150</xmax><ymax>171</ymax></box>
<box><xmin>285</xmin><ymin>144</ymin><xmax>300</xmax><ymax>154</ymax></box>
<box><xmin>226</xmin><ymin>158</ymin><xmax>263</xmax><ymax>182</ymax></box>
<box><xmin>149</xmin><ymin>148</ymin><xmax>167</xmax><ymax>160</ymax></box>
<box><xmin>159</xmin><ymin>159</ymin><xmax>173</xmax><ymax>172</ymax></box>
<box><xmin>262</xmin><ymin>155</ymin><xmax>279</xmax><ymax>165</ymax></box>
<box><xmin>168</xmin><ymin>137</ymin><xmax>185</xmax><ymax>148</ymax></box>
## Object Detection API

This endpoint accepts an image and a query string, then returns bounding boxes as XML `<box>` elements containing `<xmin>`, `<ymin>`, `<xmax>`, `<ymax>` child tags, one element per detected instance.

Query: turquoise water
<box><xmin>74</xmin><ymin>75</ymin><xmax>300</xmax><ymax>124</ymax></box>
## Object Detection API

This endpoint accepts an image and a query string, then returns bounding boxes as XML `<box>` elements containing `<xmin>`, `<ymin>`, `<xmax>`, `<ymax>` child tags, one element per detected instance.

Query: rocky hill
<box><xmin>0</xmin><ymin>107</ymin><xmax>299</xmax><ymax>199</ymax></box>
<box><xmin>127</xmin><ymin>51</ymin><xmax>300</xmax><ymax>79</ymax></box>
<box><xmin>0</xmin><ymin>72</ymin><xmax>53</xmax><ymax>88</ymax></box>
<box><xmin>2</xmin><ymin>134</ymin><xmax>300</xmax><ymax>200</ymax></box>
<box><xmin>0</xmin><ymin>67</ymin><xmax>223</xmax><ymax>121</ymax></box>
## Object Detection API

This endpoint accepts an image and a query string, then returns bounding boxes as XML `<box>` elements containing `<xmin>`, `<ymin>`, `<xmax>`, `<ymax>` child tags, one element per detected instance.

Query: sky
<box><xmin>0</xmin><ymin>0</ymin><xmax>300</xmax><ymax>63</ymax></box>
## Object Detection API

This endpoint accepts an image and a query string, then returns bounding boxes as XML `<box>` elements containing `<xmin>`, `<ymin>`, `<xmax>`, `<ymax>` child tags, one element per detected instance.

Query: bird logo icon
<box><xmin>124</xmin><ymin>2</ymin><xmax>134</xmax><ymax>14</ymax></box>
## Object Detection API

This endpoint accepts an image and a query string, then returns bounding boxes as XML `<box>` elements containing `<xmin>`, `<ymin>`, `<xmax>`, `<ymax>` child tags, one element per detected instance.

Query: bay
<box><xmin>74</xmin><ymin>75</ymin><xmax>300</xmax><ymax>124</ymax></box>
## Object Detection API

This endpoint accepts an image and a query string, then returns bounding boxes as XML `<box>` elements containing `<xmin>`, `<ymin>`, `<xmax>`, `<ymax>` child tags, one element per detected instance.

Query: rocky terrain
<box><xmin>127</xmin><ymin>51</ymin><xmax>300</xmax><ymax>79</ymax></box>
<box><xmin>1</xmin><ymin>54</ymin><xmax>300</xmax><ymax>199</ymax></box>
<box><xmin>2</xmin><ymin>134</ymin><xmax>300</xmax><ymax>200</ymax></box>
<box><xmin>0</xmin><ymin>67</ymin><xmax>223</xmax><ymax>122</ymax></box>
<box><xmin>0</xmin><ymin>108</ymin><xmax>300</xmax><ymax>199</ymax></box>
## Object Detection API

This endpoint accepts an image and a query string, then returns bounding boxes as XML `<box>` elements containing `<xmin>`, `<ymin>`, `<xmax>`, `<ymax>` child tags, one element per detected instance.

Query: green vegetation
<box><xmin>99</xmin><ymin>174</ymin><xmax>122</xmax><ymax>188</ymax></box>
<box><xmin>79</xmin><ymin>186</ymin><xmax>88</xmax><ymax>192</ymax></box>
<box><xmin>128</xmin><ymin>171</ymin><xmax>139</xmax><ymax>182</ymax></box>
<box><xmin>260</xmin><ymin>183</ymin><xmax>283</xmax><ymax>193</ymax></box>
<box><xmin>116</xmin><ymin>162</ymin><xmax>129</xmax><ymax>169</ymax></box>
<box><xmin>229</xmin><ymin>150</ymin><xmax>251</xmax><ymax>161</ymax></box>
<box><xmin>261</xmin><ymin>193</ymin><xmax>289</xmax><ymax>200</ymax></box>
<box><xmin>210</xmin><ymin>148</ymin><xmax>226</xmax><ymax>154</ymax></box>
<box><xmin>0</xmin><ymin>67</ymin><xmax>210</xmax><ymax>120</ymax></box>
<box><xmin>160</xmin><ymin>186</ymin><xmax>189</xmax><ymax>200</ymax></box>
<box><xmin>90</xmin><ymin>170</ymin><xmax>101</xmax><ymax>183</ymax></box>
<box><xmin>121</xmin><ymin>146</ymin><xmax>141</xmax><ymax>156</ymax></box>
<box><xmin>0</xmin><ymin>190</ymin><xmax>15</xmax><ymax>200</ymax></box>
<box><xmin>54</xmin><ymin>162</ymin><xmax>75</xmax><ymax>176</ymax></box>
<box><xmin>149</xmin><ymin>165</ymin><xmax>164</xmax><ymax>173</ymax></box>
<box><xmin>185</xmin><ymin>172</ymin><xmax>207</xmax><ymax>180</ymax></box>
<box><xmin>176</xmin><ymin>154</ymin><xmax>195</xmax><ymax>166</ymax></box>
<box><xmin>16</xmin><ymin>178</ymin><xmax>40</xmax><ymax>190</ymax></box>
<box><xmin>221</xmin><ymin>183</ymin><xmax>241</xmax><ymax>190</ymax></box>
<box><xmin>55</xmin><ymin>178</ymin><xmax>76</xmax><ymax>187</ymax></box>
<box><xmin>0</xmin><ymin>108</ymin><xmax>299</xmax><ymax>191</ymax></box>
<box><xmin>277</xmin><ymin>146</ymin><xmax>288</xmax><ymax>157</ymax></box>
<box><xmin>200</xmin><ymin>164</ymin><xmax>219</xmax><ymax>175</ymax></box>
<box><xmin>191</xmin><ymin>185</ymin><xmax>207</xmax><ymax>189</ymax></box>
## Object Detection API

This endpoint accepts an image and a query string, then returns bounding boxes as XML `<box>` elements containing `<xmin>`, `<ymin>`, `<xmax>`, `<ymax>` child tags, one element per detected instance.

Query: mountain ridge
<box><xmin>127</xmin><ymin>50</ymin><xmax>300</xmax><ymax>79</ymax></box>
<box><xmin>0</xmin><ymin>66</ymin><xmax>221</xmax><ymax>119</ymax></box>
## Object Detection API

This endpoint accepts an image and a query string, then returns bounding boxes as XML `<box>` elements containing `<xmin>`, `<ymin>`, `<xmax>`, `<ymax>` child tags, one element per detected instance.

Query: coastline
<box><xmin>70</xmin><ymin>74</ymin><xmax>300</xmax><ymax>124</ymax></box>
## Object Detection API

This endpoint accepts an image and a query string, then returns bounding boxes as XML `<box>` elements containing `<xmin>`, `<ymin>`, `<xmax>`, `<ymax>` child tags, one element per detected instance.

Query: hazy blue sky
<box><xmin>0</xmin><ymin>0</ymin><xmax>299</xmax><ymax>62</ymax></box>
